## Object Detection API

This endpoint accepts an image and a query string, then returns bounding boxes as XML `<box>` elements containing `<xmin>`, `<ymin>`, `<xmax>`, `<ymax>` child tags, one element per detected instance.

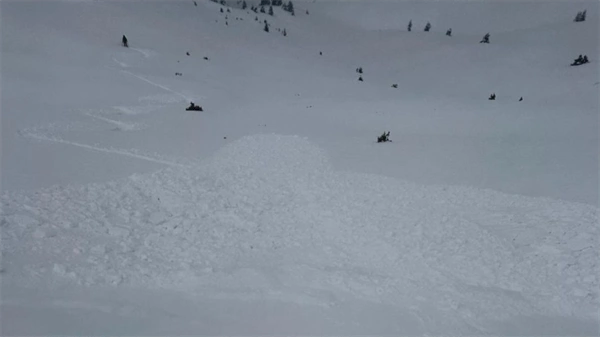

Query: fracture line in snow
<box><xmin>23</xmin><ymin>132</ymin><xmax>188</xmax><ymax>168</ymax></box>
<box><xmin>120</xmin><ymin>69</ymin><xmax>192</xmax><ymax>102</ymax></box>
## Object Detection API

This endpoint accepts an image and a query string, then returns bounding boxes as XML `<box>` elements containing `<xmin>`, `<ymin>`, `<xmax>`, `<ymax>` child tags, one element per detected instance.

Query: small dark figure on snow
<box><xmin>583</xmin><ymin>55</ymin><xmax>589</xmax><ymax>63</ymax></box>
<box><xmin>446</xmin><ymin>28</ymin><xmax>452</xmax><ymax>36</ymax></box>
<box><xmin>519</xmin><ymin>97</ymin><xmax>523</xmax><ymax>102</ymax></box>
<box><xmin>122</xmin><ymin>35</ymin><xmax>128</xmax><ymax>47</ymax></box>
<box><xmin>194</xmin><ymin>1</ymin><xmax>197</xmax><ymax>6</ymax></box>
<box><xmin>358</xmin><ymin>76</ymin><xmax>363</xmax><ymax>82</ymax></box>
<box><xmin>424</xmin><ymin>22</ymin><xmax>431</xmax><ymax>32</ymax></box>
<box><xmin>377</xmin><ymin>131</ymin><xmax>391</xmax><ymax>143</ymax></box>
<box><xmin>186</xmin><ymin>51</ymin><xmax>190</xmax><ymax>56</ymax></box>
<box><xmin>480</xmin><ymin>33</ymin><xmax>490</xmax><ymax>43</ymax></box>
<box><xmin>408</xmin><ymin>20</ymin><xmax>412</xmax><ymax>32</ymax></box>
<box><xmin>488</xmin><ymin>93</ymin><xmax>496</xmax><ymax>100</ymax></box>
<box><xmin>391</xmin><ymin>84</ymin><xmax>398</xmax><ymax>88</ymax></box>
<box><xmin>319</xmin><ymin>51</ymin><xmax>322</xmax><ymax>55</ymax></box>
<box><xmin>186</xmin><ymin>102</ymin><xmax>203</xmax><ymax>111</ymax></box>
<box><xmin>356</xmin><ymin>67</ymin><xmax>363</xmax><ymax>74</ymax></box>
<box><xmin>220</xmin><ymin>8</ymin><xmax>224</xmax><ymax>13</ymax></box>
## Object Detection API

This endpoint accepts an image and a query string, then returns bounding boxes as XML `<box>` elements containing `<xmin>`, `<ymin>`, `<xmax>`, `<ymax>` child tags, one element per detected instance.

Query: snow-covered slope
<box><xmin>2</xmin><ymin>134</ymin><xmax>598</xmax><ymax>335</ymax></box>
<box><xmin>1</xmin><ymin>0</ymin><xmax>598</xmax><ymax>335</ymax></box>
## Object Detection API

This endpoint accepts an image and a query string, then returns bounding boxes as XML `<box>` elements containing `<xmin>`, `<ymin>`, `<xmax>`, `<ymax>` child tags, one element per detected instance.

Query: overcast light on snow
<box><xmin>1</xmin><ymin>0</ymin><xmax>598</xmax><ymax>335</ymax></box>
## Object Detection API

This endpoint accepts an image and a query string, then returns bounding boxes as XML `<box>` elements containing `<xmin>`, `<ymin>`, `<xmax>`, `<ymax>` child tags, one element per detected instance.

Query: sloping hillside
<box><xmin>1</xmin><ymin>0</ymin><xmax>598</xmax><ymax>335</ymax></box>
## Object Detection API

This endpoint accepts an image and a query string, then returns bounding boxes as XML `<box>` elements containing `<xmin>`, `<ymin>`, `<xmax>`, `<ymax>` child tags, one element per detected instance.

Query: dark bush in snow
<box><xmin>574</xmin><ymin>10</ymin><xmax>587</xmax><ymax>22</ymax></box>
<box><xmin>377</xmin><ymin>131</ymin><xmax>391</xmax><ymax>143</ymax></box>
<box><xmin>186</xmin><ymin>102</ymin><xmax>203</xmax><ymax>111</ymax></box>
<box><xmin>480</xmin><ymin>33</ymin><xmax>490</xmax><ymax>43</ymax></box>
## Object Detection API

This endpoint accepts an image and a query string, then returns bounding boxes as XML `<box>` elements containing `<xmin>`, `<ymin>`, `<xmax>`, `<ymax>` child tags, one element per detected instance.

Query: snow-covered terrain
<box><xmin>1</xmin><ymin>0</ymin><xmax>598</xmax><ymax>335</ymax></box>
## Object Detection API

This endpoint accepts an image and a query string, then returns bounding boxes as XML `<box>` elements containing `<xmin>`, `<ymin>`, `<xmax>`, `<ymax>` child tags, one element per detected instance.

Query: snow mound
<box><xmin>2</xmin><ymin>135</ymin><xmax>598</xmax><ymax>327</ymax></box>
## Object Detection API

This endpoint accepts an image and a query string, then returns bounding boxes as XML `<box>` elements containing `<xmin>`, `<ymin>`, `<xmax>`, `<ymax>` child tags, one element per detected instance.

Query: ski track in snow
<box><xmin>119</xmin><ymin>69</ymin><xmax>194</xmax><ymax>102</ymax></box>
<box><xmin>84</xmin><ymin>112</ymin><xmax>143</xmax><ymax>131</ymax></box>
<box><xmin>22</xmin><ymin>131</ymin><xmax>189</xmax><ymax>167</ymax></box>
<box><xmin>111</xmin><ymin>57</ymin><xmax>129</xmax><ymax>68</ymax></box>
<box><xmin>2</xmin><ymin>135</ymin><xmax>598</xmax><ymax>327</ymax></box>
<box><xmin>129</xmin><ymin>47</ymin><xmax>153</xmax><ymax>58</ymax></box>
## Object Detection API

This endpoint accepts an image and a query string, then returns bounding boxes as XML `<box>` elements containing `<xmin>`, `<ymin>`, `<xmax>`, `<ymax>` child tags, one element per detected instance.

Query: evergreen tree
<box><xmin>283</xmin><ymin>28</ymin><xmax>287</xmax><ymax>36</ymax></box>
<box><xmin>424</xmin><ymin>22</ymin><xmax>431</xmax><ymax>32</ymax></box>
<box><xmin>264</xmin><ymin>21</ymin><xmax>269</xmax><ymax>32</ymax></box>
<box><xmin>260</xmin><ymin>6</ymin><xmax>266</xmax><ymax>13</ymax></box>
<box><xmin>574</xmin><ymin>11</ymin><xmax>585</xmax><ymax>22</ymax></box>
<box><xmin>283</xmin><ymin>1</ymin><xmax>294</xmax><ymax>14</ymax></box>
<box><xmin>242</xmin><ymin>0</ymin><xmax>247</xmax><ymax>9</ymax></box>
<box><xmin>260</xmin><ymin>0</ymin><xmax>270</xmax><ymax>5</ymax></box>
<box><xmin>480</xmin><ymin>33</ymin><xmax>490</xmax><ymax>43</ymax></box>
<box><xmin>269</xmin><ymin>5</ymin><xmax>274</xmax><ymax>15</ymax></box>
<box><xmin>408</xmin><ymin>20</ymin><xmax>412</xmax><ymax>32</ymax></box>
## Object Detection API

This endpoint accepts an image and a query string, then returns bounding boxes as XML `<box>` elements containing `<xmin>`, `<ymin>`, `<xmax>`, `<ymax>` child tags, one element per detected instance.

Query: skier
<box><xmin>122</xmin><ymin>35</ymin><xmax>128</xmax><ymax>47</ymax></box>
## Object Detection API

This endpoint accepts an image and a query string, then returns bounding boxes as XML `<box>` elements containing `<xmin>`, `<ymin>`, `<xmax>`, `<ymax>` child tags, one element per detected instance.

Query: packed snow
<box><xmin>1</xmin><ymin>0</ymin><xmax>598</xmax><ymax>335</ymax></box>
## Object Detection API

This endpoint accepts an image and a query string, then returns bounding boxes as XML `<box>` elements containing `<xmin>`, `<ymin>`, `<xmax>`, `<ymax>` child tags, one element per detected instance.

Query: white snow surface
<box><xmin>3</xmin><ymin>134</ymin><xmax>599</xmax><ymax>334</ymax></box>
<box><xmin>1</xmin><ymin>0</ymin><xmax>599</xmax><ymax>335</ymax></box>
